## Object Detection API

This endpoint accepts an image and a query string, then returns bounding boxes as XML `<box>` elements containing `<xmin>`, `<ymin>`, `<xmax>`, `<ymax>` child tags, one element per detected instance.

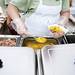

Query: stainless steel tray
<box><xmin>20</xmin><ymin>36</ymin><xmax>59</xmax><ymax>49</ymax></box>
<box><xmin>0</xmin><ymin>35</ymin><xmax>21</xmax><ymax>47</ymax></box>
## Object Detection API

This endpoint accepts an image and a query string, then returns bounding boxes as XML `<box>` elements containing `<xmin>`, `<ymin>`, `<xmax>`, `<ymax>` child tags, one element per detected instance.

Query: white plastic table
<box><xmin>41</xmin><ymin>44</ymin><xmax>75</xmax><ymax>75</ymax></box>
<box><xmin>0</xmin><ymin>47</ymin><xmax>35</xmax><ymax>75</ymax></box>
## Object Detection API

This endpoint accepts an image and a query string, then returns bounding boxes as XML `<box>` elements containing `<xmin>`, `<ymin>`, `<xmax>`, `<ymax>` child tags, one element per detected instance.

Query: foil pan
<box><xmin>0</xmin><ymin>35</ymin><xmax>21</xmax><ymax>47</ymax></box>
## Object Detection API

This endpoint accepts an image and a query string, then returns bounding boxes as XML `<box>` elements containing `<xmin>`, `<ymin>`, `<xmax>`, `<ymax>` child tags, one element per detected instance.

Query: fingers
<box><xmin>16</xmin><ymin>27</ymin><xmax>30</xmax><ymax>35</ymax></box>
<box><xmin>17</xmin><ymin>30</ymin><xmax>28</xmax><ymax>35</ymax></box>
<box><xmin>53</xmin><ymin>31</ymin><xmax>64</xmax><ymax>38</ymax></box>
<box><xmin>20</xmin><ymin>31</ymin><xmax>30</xmax><ymax>35</ymax></box>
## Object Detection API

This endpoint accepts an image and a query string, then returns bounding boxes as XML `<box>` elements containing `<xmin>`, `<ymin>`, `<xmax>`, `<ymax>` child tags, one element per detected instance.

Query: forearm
<box><xmin>7</xmin><ymin>3</ymin><xmax>24</xmax><ymax>27</ymax></box>
<box><xmin>58</xmin><ymin>10</ymin><xmax>70</xmax><ymax>25</ymax></box>
<box><xmin>7</xmin><ymin>3</ymin><xmax>20</xmax><ymax>19</ymax></box>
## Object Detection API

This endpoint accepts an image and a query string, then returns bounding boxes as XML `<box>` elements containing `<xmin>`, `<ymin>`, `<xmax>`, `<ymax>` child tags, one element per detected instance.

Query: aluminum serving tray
<box><xmin>0</xmin><ymin>35</ymin><xmax>21</xmax><ymax>47</ymax></box>
<box><xmin>20</xmin><ymin>35</ymin><xmax>60</xmax><ymax>49</ymax></box>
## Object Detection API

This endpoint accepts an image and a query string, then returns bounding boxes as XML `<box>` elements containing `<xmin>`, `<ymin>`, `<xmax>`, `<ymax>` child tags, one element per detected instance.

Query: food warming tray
<box><xmin>21</xmin><ymin>36</ymin><xmax>60</xmax><ymax>49</ymax></box>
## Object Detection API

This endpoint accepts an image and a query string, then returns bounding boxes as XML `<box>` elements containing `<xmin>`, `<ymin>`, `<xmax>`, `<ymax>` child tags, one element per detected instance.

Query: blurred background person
<box><xmin>0</xmin><ymin>0</ymin><xmax>6</xmax><ymax>29</ymax></box>
<box><xmin>0</xmin><ymin>0</ymin><xmax>12</xmax><ymax>34</ymax></box>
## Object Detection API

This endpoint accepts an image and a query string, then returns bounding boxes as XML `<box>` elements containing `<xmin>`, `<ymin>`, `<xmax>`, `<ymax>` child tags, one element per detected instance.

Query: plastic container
<box><xmin>0</xmin><ymin>47</ymin><xmax>35</xmax><ymax>75</ymax></box>
<box><xmin>41</xmin><ymin>44</ymin><xmax>75</xmax><ymax>75</ymax></box>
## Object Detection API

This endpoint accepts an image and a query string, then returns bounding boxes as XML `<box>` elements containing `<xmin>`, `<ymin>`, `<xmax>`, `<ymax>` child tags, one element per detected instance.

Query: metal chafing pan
<box><xmin>62</xmin><ymin>33</ymin><xmax>75</xmax><ymax>43</ymax></box>
<box><xmin>65</xmin><ymin>34</ymin><xmax>75</xmax><ymax>43</ymax></box>
<box><xmin>20</xmin><ymin>36</ymin><xmax>60</xmax><ymax>49</ymax></box>
<box><xmin>0</xmin><ymin>35</ymin><xmax>21</xmax><ymax>47</ymax></box>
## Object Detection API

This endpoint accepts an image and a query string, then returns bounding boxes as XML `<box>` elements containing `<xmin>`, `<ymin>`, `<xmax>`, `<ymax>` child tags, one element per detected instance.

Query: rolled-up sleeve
<box><xmin>62</xmin><ymin>0</ymin><xmax>70</xmax><ymax>11</ymax></box>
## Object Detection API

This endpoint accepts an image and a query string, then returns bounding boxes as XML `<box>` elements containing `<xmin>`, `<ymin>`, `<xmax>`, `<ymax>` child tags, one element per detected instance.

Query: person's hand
<box><xmin>52</xmin><ymin>31</ymin><xmax>64</xmax><ymax>38</ymax></box>
<box><xmin>13</xmin><ymin>18</ymin><xmax>30</xmax><ymax>35</ymax></box>
<box><xmin>16</xmin><ymin>24</ymin><xmax>30</xmax><ymax>35</ymax></box>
